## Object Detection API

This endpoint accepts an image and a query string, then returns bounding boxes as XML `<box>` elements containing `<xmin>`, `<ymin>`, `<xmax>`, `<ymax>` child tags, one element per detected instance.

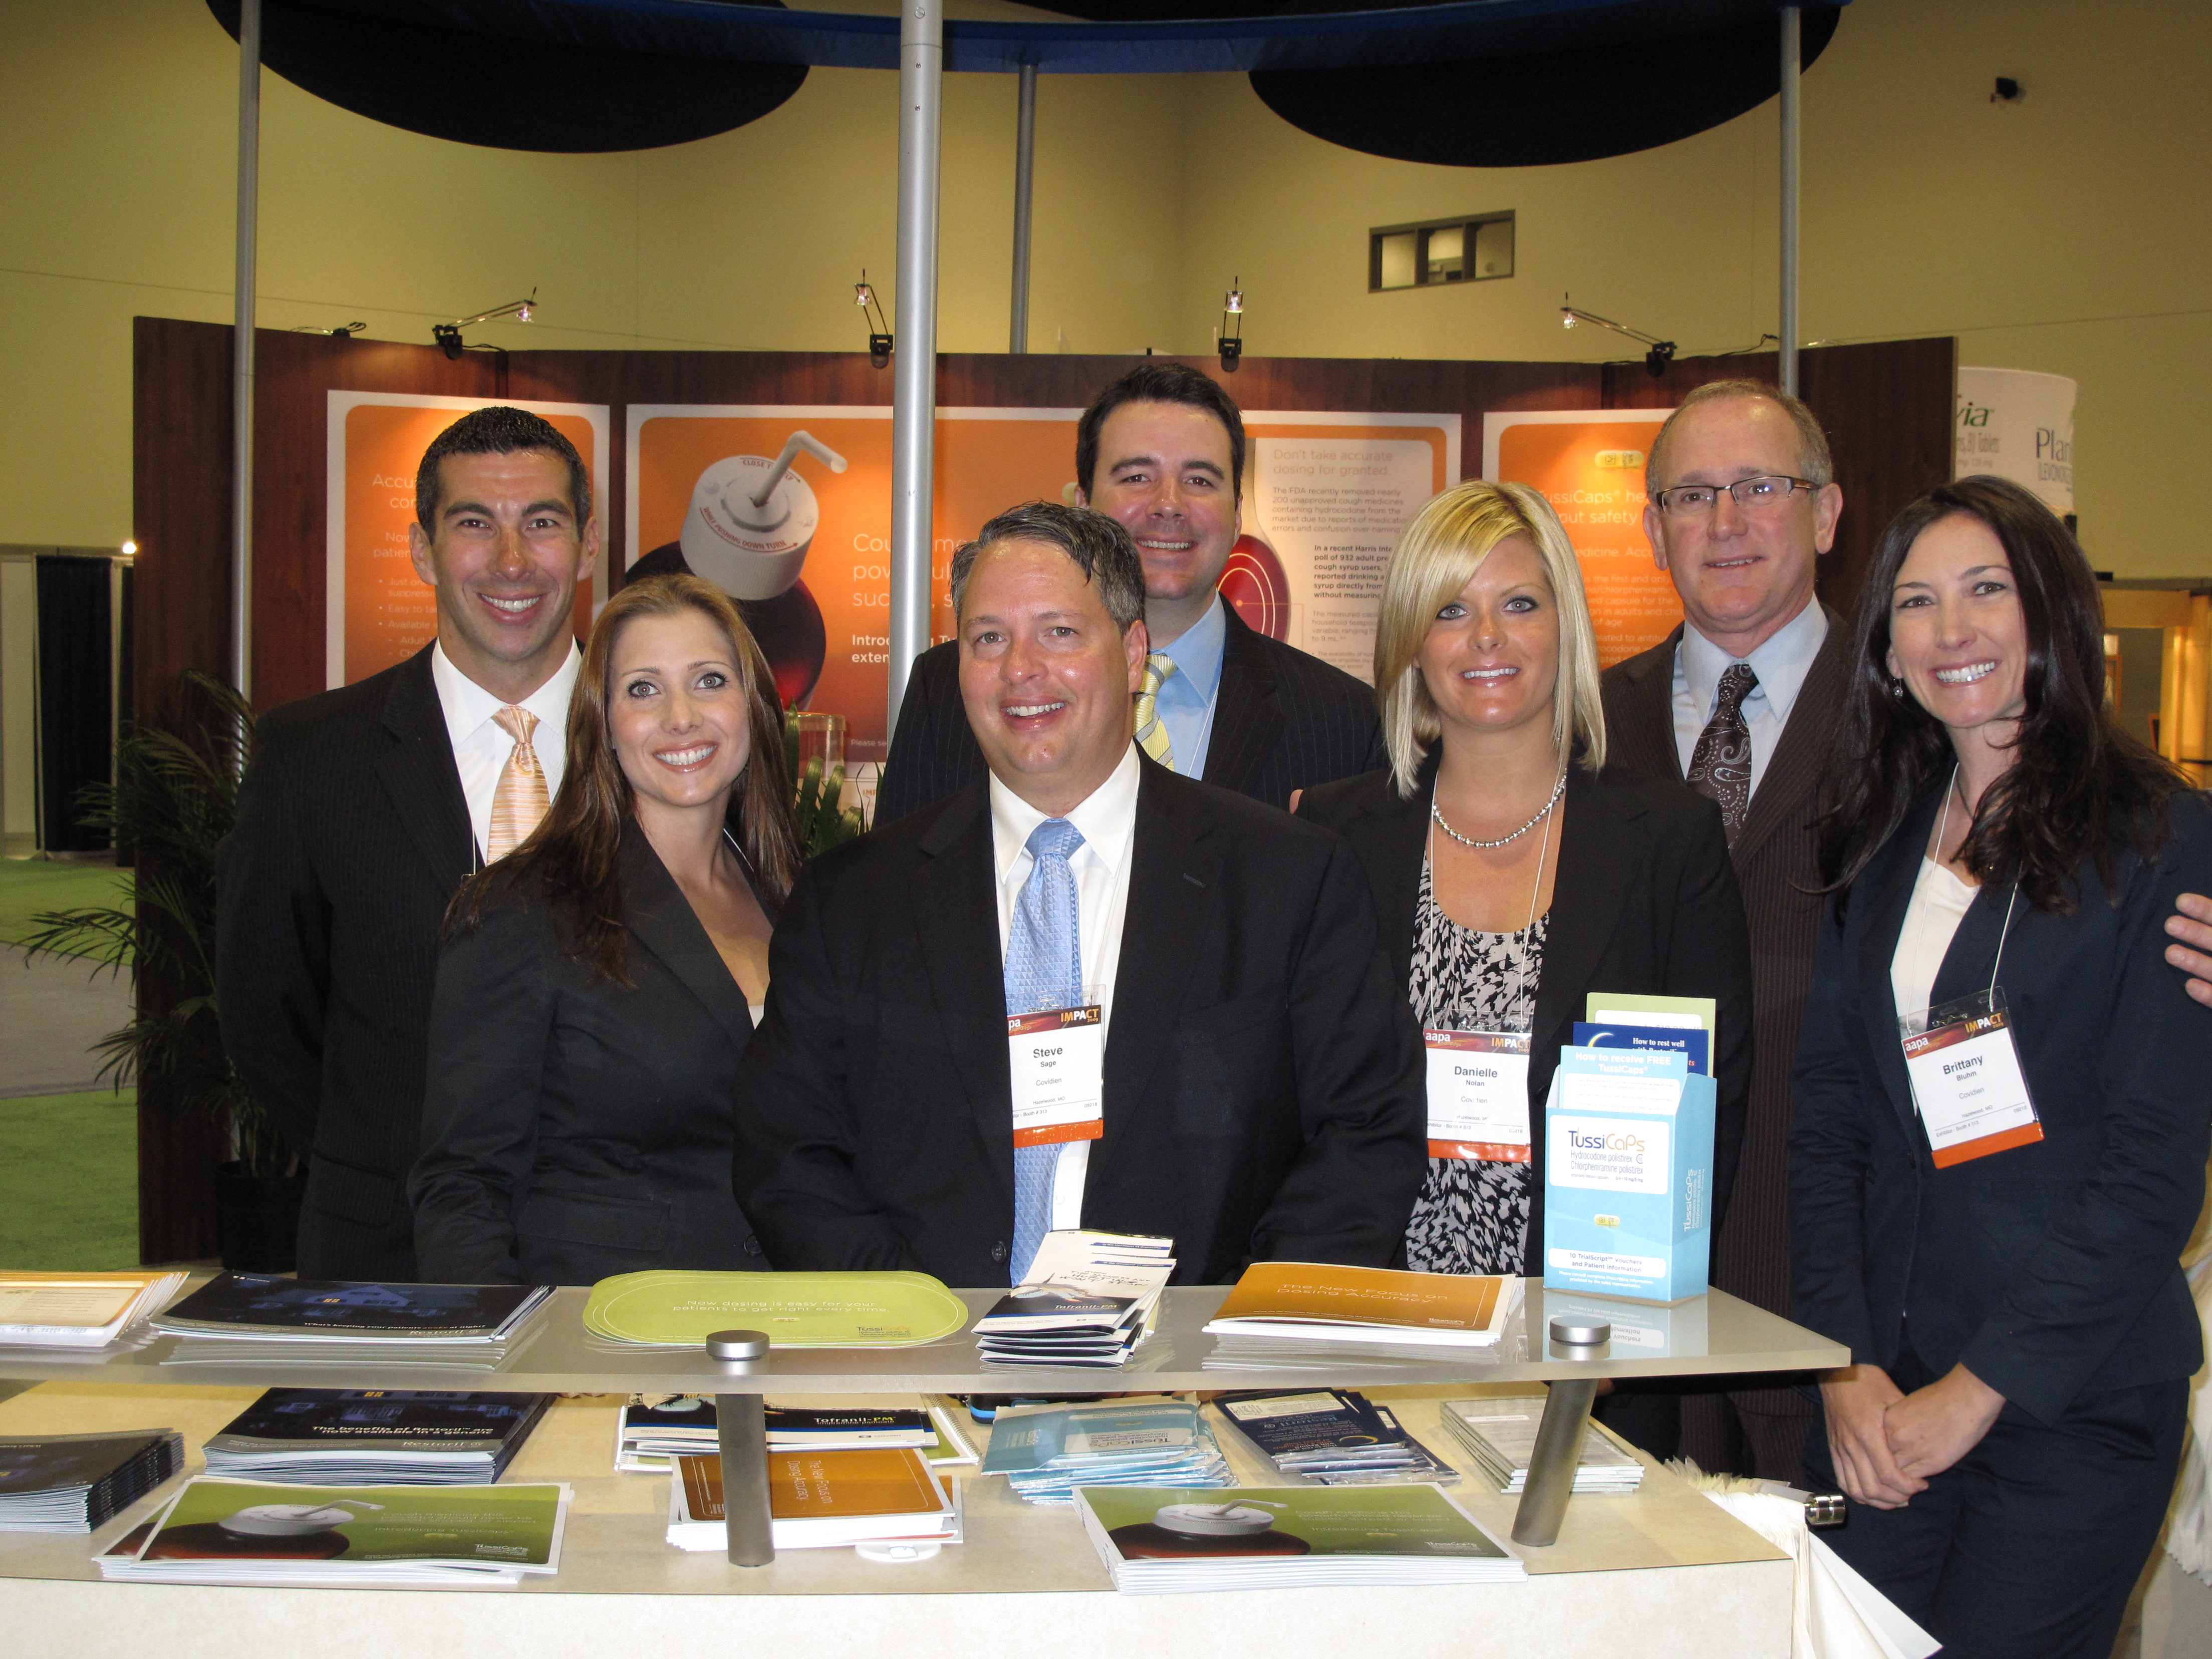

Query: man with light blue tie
<box><xmin>732</xmin><ymin>501</ymin><xmax>1424</xmax><ymax>1285</ymax></box>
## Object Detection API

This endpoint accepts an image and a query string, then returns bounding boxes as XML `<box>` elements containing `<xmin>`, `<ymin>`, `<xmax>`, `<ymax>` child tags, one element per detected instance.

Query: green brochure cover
<box><xmin>1078</xmin><ymin>1482</ymin><xmax>1512</xmax><ymax>1560</ymax></box>
<box><xmin>134</xmin><ymin>1477</ymin><xmax>567</xmax><ymax>1569</ymax></box>
<box><xmin>1583</xmin><ymin>992</ymin><xmax>1716</xmax><ymax>1037</ymax></box>
<box><xmin>583</xmin><ymin>1270</ymin><xmax>968</xmax><ymax>1348</ymax></box>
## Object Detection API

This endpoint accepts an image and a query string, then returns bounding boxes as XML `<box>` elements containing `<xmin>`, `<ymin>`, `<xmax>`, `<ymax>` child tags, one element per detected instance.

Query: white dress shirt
<box><xmin>1671</xmin><ymin>598</ymin><xmax>1829</xmax><ymax>794</ymax></box>
<box><xmin>1151</xmin><ymin>593</ymin><xmax>1229</xmax><ymax>779</ymax></box>
<box><xmin>988</xmin><ymin>741</ymin><xmax>1143</xmax><ymax>1232</ymax></box>
<box><xmin>1892</xmin><ymin>856</ymin><xmax>1978</xmax><ymax>1025</ymax></box>
<box><xmin>430</xmin><ymin>640</ymin><xmax>582</xmax><ymax>864</ymax></box>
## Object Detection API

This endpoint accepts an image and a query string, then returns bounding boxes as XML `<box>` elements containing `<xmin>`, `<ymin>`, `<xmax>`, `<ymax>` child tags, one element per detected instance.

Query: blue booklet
<box><xmin>152</xmin><ymin>1275</ymin><xmax>549</xmax><ymax>1339</ymax></box>
<box><xmin>1572</xmin><ymin>1021</ymin><xmax>1710</xmax><ymax>1077</ymax></box>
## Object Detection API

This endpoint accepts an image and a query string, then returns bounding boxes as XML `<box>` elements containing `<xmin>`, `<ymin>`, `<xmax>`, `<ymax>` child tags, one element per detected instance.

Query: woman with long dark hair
<box><xmin>410</xmin><ymin>574</ymin><xmax>801</xmax><ymax>1284</ymax></box>
<box><xmin>1792</xmin><ymin>475</ymin><xmax>2210</xmax><ymax>1658</ymax></box>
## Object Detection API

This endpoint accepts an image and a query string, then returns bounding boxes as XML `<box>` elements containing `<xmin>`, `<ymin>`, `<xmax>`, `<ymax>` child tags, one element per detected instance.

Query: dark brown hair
<box><xmin>1819</xmin><ymin>474</ymin><xmax>2185</xmax><ymax>914</ymax></box>
<box><xmin>453</xmin><ymin>574</ymin><xmax>800</xmax><ymax>981</ymax></box>
<box><xmin>1074</xmin><ymin>361</ymin><xmax>1245</xmax><ymax>502</ymax></box>
<box><xmin>416</xmin><ymin>405</ymin><xmax>592</xmax><ymax>531</ymax></box>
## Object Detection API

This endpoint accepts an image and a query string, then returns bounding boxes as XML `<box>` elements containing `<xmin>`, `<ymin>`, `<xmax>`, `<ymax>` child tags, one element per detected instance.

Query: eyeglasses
<box><xmin>1651</xmin><ymin>474</ymin><xmax>1819</xmax><ymax>516</ymax></box>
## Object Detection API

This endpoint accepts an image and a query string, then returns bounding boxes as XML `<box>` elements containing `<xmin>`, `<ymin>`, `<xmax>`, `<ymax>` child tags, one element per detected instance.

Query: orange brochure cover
<box><xmin>678</xmin><ymin>1446</ymin><xmax>946</xmax><ymax>1523</ymax></box>
<box><xmin>1207</xmin><ymin>1263</ymin><xmax>1512</xmax><ymax>1336</ymax></box>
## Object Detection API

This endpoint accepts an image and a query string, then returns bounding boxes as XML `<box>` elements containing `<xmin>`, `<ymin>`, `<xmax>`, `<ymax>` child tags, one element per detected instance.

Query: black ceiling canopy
<box><xmin>1248</xmin><ymin>2</ymin><xmax>1841</xmax><ymax>167</ymax></box>
<box><xmin>206</xmin><ymin>0</ymin><xmax>806</xmax><ymax>153</ymax></box>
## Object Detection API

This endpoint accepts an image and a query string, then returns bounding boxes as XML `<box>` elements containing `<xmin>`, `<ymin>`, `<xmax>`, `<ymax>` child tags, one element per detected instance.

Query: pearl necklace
<box><xmin>1430</xmin><ymin>769</ymin><xmax>1567</xmax><ymax>850</ymax></box>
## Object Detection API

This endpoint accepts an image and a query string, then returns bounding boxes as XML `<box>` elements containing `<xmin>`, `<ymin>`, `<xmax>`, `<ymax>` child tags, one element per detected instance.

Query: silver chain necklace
<box><xmin>1430</xmin><ymin>768</ymin><xmax>1567</xmax><ymax>850</ymax></box>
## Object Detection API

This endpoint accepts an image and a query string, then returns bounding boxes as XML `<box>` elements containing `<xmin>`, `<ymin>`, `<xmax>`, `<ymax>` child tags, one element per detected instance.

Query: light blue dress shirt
<box><xmin>1152</xmin><ymin>594</ymin><xmax>1229</xmax><ymax>779</ymax></box>
<box><xmin>1670</xmin><ymin>598</ymin><xmax>1830</xmax><ymax>794</ymax></box>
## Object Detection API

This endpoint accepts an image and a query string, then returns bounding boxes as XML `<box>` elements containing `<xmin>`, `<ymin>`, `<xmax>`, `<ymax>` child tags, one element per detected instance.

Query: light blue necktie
<box><xmin>1006</xmin><ymin>817</ymin><xmax>1085</xmax><ymax>1284</ymax></box>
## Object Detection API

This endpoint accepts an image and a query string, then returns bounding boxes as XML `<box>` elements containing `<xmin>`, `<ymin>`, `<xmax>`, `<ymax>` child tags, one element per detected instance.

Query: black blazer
<box><xmin>1297</xmin><ymin>758</ymin><xmax>1755</xmax><ymax>1269</ymax></box>
<box><xmin>1790</xmin><ymin>786</ymin><xmax>2212</xmax><ymax>1424</ymax></box>
<box><xmin>409</xmin><ymin>820</ymin><xmax>770</xmax><ymax>1286</ymax></box>
<box><xmin>1601</xmin><ymin>615</ymin><xmax>1852</xmax><ymax>1319</ymax></box>
<box><xmin>217</xmin><ymin>644</ymin><xmax>479</xmax><ymax>1280</ymax></box>
<box><xmin>731</xmin><ymin>756</ymin><xmax>1426</xmax><ymax>1285</ymax></box>
<box><xmin>874</xmin><ymin>604</ymin><xmax>1386</xmax><ymax>822</ymax></box>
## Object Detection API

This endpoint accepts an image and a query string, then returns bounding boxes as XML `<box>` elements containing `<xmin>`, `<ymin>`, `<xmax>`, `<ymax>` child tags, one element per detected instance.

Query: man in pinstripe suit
<box><xmin>877</xmin><ymin>364</ymin><xmax>1384</xmax><ymax>822</ymax></box>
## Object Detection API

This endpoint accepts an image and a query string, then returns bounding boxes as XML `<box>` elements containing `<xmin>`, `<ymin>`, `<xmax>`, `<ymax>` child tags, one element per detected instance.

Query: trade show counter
<box><xmin>0</xmin><ymin>1283</ymin><xmax>1846</xmax><ymax>1657</ymax></box>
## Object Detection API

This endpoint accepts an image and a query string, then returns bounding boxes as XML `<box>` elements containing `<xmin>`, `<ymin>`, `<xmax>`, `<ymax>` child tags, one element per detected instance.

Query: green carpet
<box><xmin>0</xmin><ymin>859</ymin><xmax>133</xmax><ymax>959</ymax></box>
<box><xmin>0</xmin><ymin>1088</ymin><xmax>139</xmax><ymax>1269</ymax></box>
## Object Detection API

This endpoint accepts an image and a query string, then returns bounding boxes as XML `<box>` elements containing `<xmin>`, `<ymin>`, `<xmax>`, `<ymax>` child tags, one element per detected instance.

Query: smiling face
<box><xmin>1885</xmin><ymin>512</ymin><xmax>2030</xmax><ymax>746</ymax></box>
<box><xmin>1416</xmin><ymin>535</ymin><xmax>1561</xmax><ymax>747</ymax></box>
<box><xmin>1643</xmin><ymin>396</ymin><xmax>1841</xmax><ymax>656</ymax></box>
<box><xmin>1078</xmin><ymin>400</ymin><xmax>1241</xmax><ymax>635</ymax></box>
<box><xmin>408</xmin><ymin>448</ymin><xmax>598</xmax><ymax>702</ymax></box>
<box><xmin>957</xmin><ymin>537</ymin><xmax>1147</xmax><ymax>816</ymax></box>
<box><xmin>606</xmin><ymin>608</ymin><xmax>751</xmax><ymax>821</ymax></box>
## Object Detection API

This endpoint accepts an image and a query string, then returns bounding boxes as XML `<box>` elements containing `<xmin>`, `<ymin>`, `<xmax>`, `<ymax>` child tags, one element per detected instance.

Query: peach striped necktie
<box><xmin>487</xmin><ymin>706</ymin><xmax>549</xmax><ymax>862</ymax></box>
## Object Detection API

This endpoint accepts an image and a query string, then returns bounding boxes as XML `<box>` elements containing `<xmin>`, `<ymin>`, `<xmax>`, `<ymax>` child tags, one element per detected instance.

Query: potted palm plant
<box><xmin>22</xmin><ymin>669</ymin><xmax>299</xmax><ymax>1270</ymax></box>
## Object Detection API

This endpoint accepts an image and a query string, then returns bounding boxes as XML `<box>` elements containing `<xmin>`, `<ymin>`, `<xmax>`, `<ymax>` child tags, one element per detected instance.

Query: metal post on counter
<box><xmin>708</xmin><ymin>1330</ymin><xmax>774</xmax><ymax>1565</ymax></box>
<box><xmin>887</xmin><ymin>0</ymin><xmax>945</xmax><ymax>735</ymax></box>
<box><xmin>1511</xmin><ymin>1314</ymin><xmax>1612</xmax><ymax>1547</ymax></box>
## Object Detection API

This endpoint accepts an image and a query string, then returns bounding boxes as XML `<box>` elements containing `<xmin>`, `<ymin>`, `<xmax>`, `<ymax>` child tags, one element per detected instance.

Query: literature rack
<box><xmin>0</xmin><ymin>1282</ymin><xmax>1842</xmax><ymax>1567</ymax></box>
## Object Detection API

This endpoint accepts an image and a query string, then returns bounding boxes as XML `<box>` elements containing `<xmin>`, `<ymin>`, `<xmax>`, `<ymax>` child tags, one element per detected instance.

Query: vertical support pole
<box><xmin>714</xmin><ymin>1393</ymin><xmax>773</xmax><ymax>1566</ymax></box>
<box><xmin>1009</xmin><ymin>62</ymin><xmax>1037</xmax><ymax>355</ymax></box>
<box><xmin>1778</xmin><ymin>5</ymin><xmax>1802</xmax><ymax>398</ymax></box>
<box><xmin>888</xmin><ymin>0</ymin><xmax>944</xmax><ymax>734</ymax></box>
<box><xmin>230</xmin><ymin>0</ymin><xmax>261</xmax><ymax>702</ymax></box>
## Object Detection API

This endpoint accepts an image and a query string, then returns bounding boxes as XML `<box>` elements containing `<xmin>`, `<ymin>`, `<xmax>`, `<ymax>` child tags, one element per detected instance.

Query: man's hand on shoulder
<box><xmin>2165</xmin><ymin>893</ymin><xmax>2212</xmax><ymax>1007</ymax></box>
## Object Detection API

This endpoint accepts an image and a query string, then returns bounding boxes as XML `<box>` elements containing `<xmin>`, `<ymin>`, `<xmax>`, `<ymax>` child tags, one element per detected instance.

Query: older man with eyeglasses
<box><xmin>1597</xmin><ymin>379</ymin><xmax>1852</xmax><ymax>1483</ymax></box>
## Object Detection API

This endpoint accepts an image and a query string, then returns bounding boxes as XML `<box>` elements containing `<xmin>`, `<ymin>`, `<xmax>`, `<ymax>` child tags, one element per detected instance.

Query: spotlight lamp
<box><xmin>289</xmin><ymin>321</ymin><xmax>366</xmax><ymax>339</ymax></box>
<box><xmin>856</xmin><ymin>271</ymin><xmax>893</xmax><ymax>368</ymax></box>
<box><xmin>1218</xmin><ymin>279</ymin><xmax>1245</xmax><ymax>370</ymax></box>
<box><xmin>1560</xmin><ymin>294</ymin><xmax>1677</xmax><ymax>377</ymax></box>
<box><xmin>432</xmin><ymin>288</ymin><xmax>538</xmax><ymax>359</ymax></box>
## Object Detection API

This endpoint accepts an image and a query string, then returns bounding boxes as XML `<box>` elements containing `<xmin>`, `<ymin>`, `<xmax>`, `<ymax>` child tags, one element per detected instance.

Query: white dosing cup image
<box><xmin>680</xmin><ymin>431</ymin><xmax>848</xmax><ymax>602</ymax></box>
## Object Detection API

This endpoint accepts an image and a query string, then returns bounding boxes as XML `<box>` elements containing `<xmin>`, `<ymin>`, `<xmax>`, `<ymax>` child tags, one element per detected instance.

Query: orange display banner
<box><xmin>326</xmin><ymin>393</ymin><xmax>608</xmax><ymax>688</ymax></box>
<box><xmin>1483</xmin><ymin>409</ymin><xmax>1680</xmax><ymax>668</ymax></box>
<box><xmin>627</xmin><ymin>406</ymin><xmax>1458</xmax><ymax>762</ymax></box>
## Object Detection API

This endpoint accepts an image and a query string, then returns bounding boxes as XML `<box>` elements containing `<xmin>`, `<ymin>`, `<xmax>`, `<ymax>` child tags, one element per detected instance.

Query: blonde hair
<box><xmin>1373</xmin><ymin>479</ymin><xmax>1606</xmax><ymax>798</ymax></box>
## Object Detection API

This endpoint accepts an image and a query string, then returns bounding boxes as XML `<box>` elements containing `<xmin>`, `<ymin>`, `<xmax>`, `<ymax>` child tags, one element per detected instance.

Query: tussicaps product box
<box><xmin>1541</xmin><ymin>1043</ymin><xmax>1716</xmax><ymax>1304</ymax></box>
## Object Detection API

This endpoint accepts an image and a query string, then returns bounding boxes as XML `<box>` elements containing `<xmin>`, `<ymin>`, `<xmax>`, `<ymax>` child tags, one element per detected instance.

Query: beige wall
<box><xmin>2</xmin><ymin>0</ymin><xmax>2207</xmax><ymax>573</ymax></box>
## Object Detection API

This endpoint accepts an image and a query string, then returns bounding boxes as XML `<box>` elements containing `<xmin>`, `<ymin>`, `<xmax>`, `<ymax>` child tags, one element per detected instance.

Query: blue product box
<box><xmin>1541</xmin><ymin>1044</ymin><xmax>1715</xmax><ymax>1304</ymax></box>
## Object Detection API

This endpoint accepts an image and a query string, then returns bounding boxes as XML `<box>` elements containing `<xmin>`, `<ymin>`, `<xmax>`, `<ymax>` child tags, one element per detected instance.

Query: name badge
<box><xmin>1423</xmin><ymin>1030</ymin><xmax>1533</xmax><ymax>1162</ymax></box>
<box><xmin>1008</xmin><ymin>1006</ymin><xmax>1105</xmax><ymax>1148</ymax></box>
<box><xmin>1898</xmin><ymin>990</ymin><xmax>2043</xmax><ymax>1167</ymax></box>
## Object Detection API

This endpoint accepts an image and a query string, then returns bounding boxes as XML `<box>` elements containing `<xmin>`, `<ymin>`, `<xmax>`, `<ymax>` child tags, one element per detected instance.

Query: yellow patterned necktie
<box><xmin>1133</xmin><ymin>652</ymin><xmax>1176</xmax><ymax>770</ymax></box>
<box><xmin>487</xmin><ymin>705</ymin><xmax>550</xmax><ymax>862</ymax></box>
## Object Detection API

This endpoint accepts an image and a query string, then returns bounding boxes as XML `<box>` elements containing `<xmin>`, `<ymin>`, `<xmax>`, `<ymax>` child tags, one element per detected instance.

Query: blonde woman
<box><xmin>1300</xmin><ymin>480</ymin><xmax>1753</xmax><ymax>1276</ymax></box>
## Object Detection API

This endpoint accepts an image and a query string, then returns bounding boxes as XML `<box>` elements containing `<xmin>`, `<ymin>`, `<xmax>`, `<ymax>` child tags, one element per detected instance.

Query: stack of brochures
<box><xmin>1215</xmin><ymin>1390</ymin><xmax>1459</xmax><ymax>1486</ymax></box>
<box><xmin>615</xmin><ymin>1395</ymin><xmax>979</xmax><ymax>1474</ymax></box>
<box><xmin>152</xmin><ymin>1275</ymin><xmax>552</xmax><ymax>1365</ymax></box>
<box><xmin>666</xmin><ymin>1448</ymin><xmax>961</xmax><ymax>1551</ymax></box>
<box><xmin>980</xmin><ymin>1400</ymin><xmax>1229</xmax><ymax>1506</ymax></box>
<box><xmin>0</xmin><ymin>1269</ymin><xmax>187</xmax><ymax>1349</ymax></box>
<box><xmin>1075</xmin><ymin>1483</ymin><xmax>1524</xmax><ymax>1594</ymax></box>
<box><xmin>1441</xmin><ymin>1400</ymin><xmax>1644</xmax><ymax>1494</ymax></box>
<box><xmin>98</xmin><ymin>1477</ymin><xmax>570</xmax><ymax>1586</ymax></box>
<box><xmin>584</xmin><ymin>1270</ymin><xmax>967</xmax><ymax>1348</ymax></box>
<box><xmin>973</xmin><ymin>1230</ymin><xmax>1174</xmax><ymax>1367</ymax></box>
<box><xmin>1202</xmin><ymin>1264</ymin><xmax>1522</xmax><ymax>1367</ymax></box>
<box><xmin>199</xmin><ymin>1390</ymin><xmax>554</xmax><ymax>1484</ymax></box>
<box><xmin>0</xmin><ymin>1430</ymin><xmax>183</xmax><ymax>1532</ymax></box>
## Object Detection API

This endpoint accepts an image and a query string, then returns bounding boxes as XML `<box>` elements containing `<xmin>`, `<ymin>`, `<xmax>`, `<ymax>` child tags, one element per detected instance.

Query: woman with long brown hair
<box><xmin>1792</xmin><ymin>476</ymin><xmax>2210</xmax><ymax>1657</ymax></box>
<box><xmin>410</xmin><ymin>574</ymin><xmax>801</xmax><ymax>1284</ymax></box>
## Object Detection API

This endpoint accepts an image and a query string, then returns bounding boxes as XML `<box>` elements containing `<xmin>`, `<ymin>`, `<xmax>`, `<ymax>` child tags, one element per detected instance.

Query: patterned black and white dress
<box><xmin>1403</xmin><ymin>857</ymin><xmax>1547</xmax><ymax>1276</ymax></box>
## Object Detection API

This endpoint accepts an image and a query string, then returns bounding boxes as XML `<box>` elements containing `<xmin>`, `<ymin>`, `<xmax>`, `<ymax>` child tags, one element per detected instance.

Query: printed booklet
<box><xmin>972</xmin><ymin>1230</ymin><xmax>1174</xmax><ymax>1368</ymax></box>
<box><xmin>152</xmin><ymin>1275</ymin><xmax>551</xmax><ymax>1346</ymax></box>
<box><xmin>1203</xmin><ymin>1264</ymin><xmax>1522</xmax><ymax>1347</ymax></box>
<box><xmin>1215</xmin><ymin>1390</ymin><xmax>1460</xmax><ymax>1486</ymax></box>
<box><xmin>0</xmin><ymin>1429</ymin><xmax>183</xmax><ymax>1532</ymax></box>
<box><xmin>0</xmin><ymin>1269</ymin><xmax>187</xmax><ymax>1348</ymax></box>
<box><xmin>1075</xmin><ymin>1483</ymin><xmax>1523</xmax><ymax>1594</ymax></box>
<box><xmin>666</xmin><ymin>1448</ymin><xmax>959</xmax><ymax>1551</ymax></box>
<box><xmin>200</xmin><ymin>1389</ymin><xmax>554</xmax><ymax>1484</ymax></box>
<box><xmin>615</xmin><ymin>1396</ymin><xmax>977</xmax><ymax>1472</ymax></box>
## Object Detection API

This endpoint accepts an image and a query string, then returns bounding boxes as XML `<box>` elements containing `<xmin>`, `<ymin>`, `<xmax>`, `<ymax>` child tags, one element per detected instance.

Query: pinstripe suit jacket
<box><xmin>1599</xmin><ymin>611</ymin><xmax>1852</xmax><ymax>1318</ymax></box>
<box><xmin>217</xmin><ymin>644</ymin><xmax>479</xmax><ymax>1282</ymax></box>
<box><xmin>875</xmin><ymin>604</ymin><xmax>1385</xmax><ymax>824</ymax></box>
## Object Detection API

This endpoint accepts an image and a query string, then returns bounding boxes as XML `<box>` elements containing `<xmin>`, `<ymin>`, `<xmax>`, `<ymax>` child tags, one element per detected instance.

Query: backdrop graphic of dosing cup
<box><xmin>681</xmin><ymin>431</ymin><xmax>848</xmax><ymax>601</ymax></box>
<box><xmin>674</xmin><ymin>431</ymin><xmax>848</xmax><ymax>710</ymax></box>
